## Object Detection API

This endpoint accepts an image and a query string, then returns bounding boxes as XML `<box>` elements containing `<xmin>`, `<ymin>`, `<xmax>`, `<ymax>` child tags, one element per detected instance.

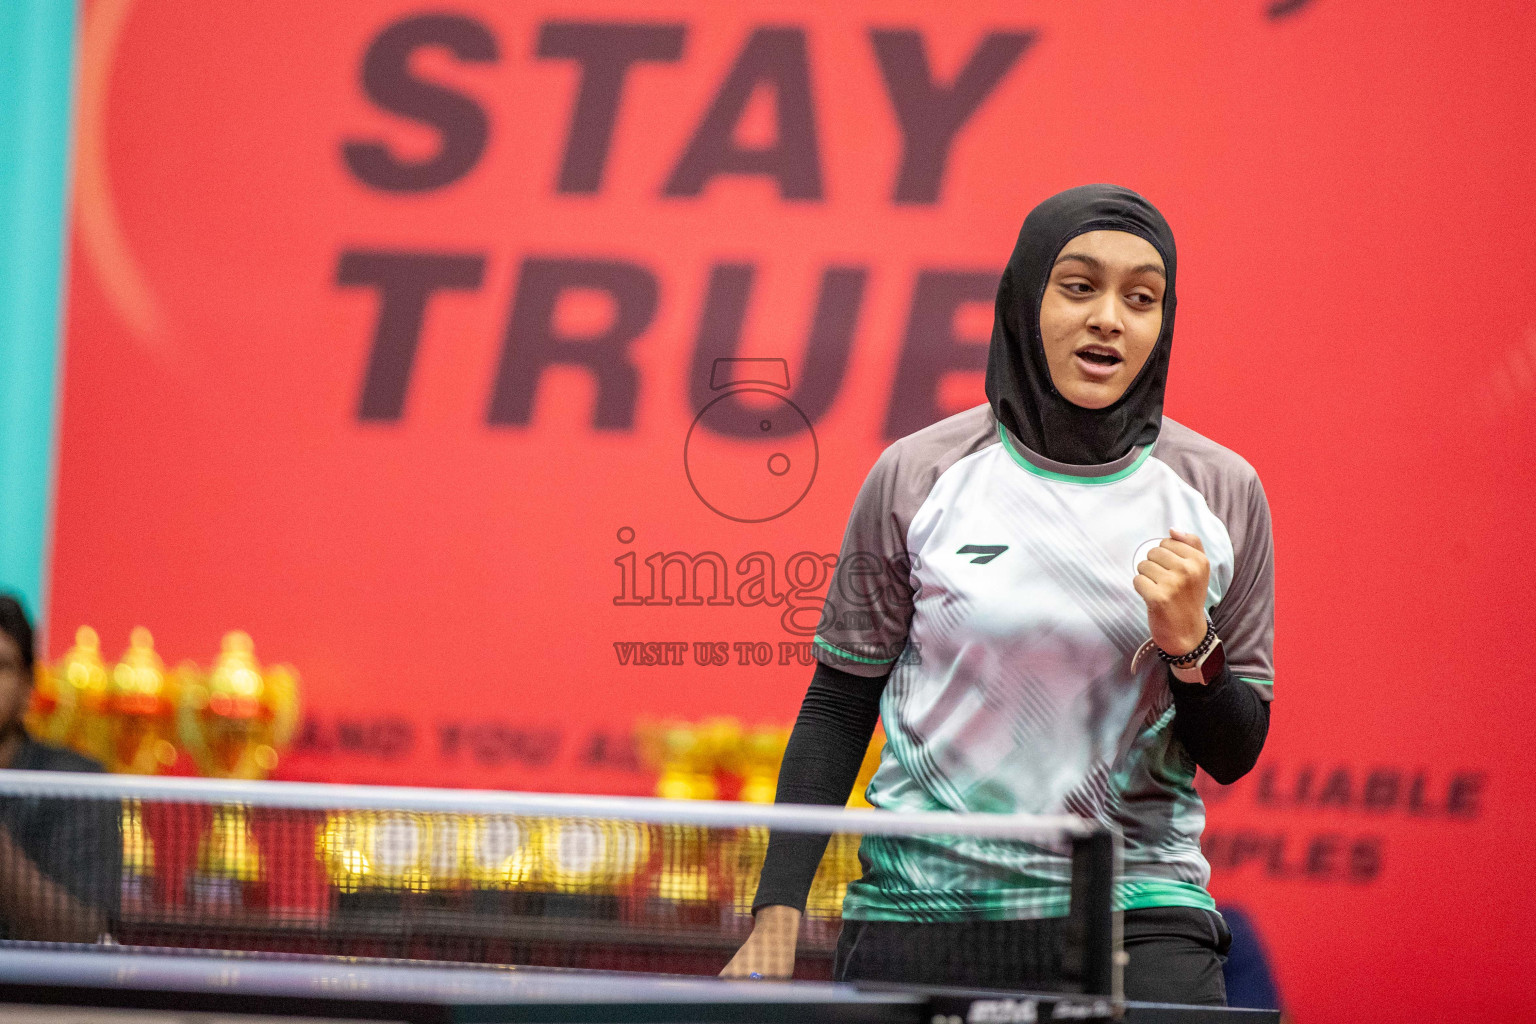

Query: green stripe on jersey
<box><xmin>1116</xmin><ymin>878</ymin><xmax>1217</xmax><ymax>913</ymax></box>
<box><xmin>843</xmin><ymin>872</ymin><xmax>1216</xmax><ymax>921</ymax></box>
<box><xmin>813</xmin><ymin>636</ymin><xmax>896</xmax><ymax>664</ymax></box>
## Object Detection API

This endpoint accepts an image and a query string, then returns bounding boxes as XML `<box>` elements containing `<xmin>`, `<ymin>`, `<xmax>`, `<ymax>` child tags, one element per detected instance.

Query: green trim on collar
<box><xmin>996</xmin><ymin>422</ymin><xmax>1152</xmax><ymax>485</ymax></box>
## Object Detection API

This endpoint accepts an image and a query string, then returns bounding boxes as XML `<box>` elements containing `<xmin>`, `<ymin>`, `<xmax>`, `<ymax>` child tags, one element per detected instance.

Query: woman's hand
<box><xmin>720</xmin><ymin>905</ymin><xmax>801</xmax><ymax>979</ymax></box>
<box><xmin>1133</xmin><ymin>528</ymin><xmax>1211</xmax><ymax>656</ymax></box>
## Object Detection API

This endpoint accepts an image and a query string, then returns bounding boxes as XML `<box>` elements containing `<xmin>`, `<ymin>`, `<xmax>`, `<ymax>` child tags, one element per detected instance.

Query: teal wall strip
<box><xmin>0</xmin><ymin>1</ymin><xmax>78</xmax><ymax>629</ymax></box>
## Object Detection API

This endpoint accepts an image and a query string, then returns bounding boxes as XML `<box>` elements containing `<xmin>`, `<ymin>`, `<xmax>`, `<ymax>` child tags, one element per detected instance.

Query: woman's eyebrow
<box><xmin>1053</xmin><ymin>252</ymin><xmax>1101</xmax><ymax>271</ymax></box>
<box><xmin>1052</xmin><ymin>252</ymin><xmax>1165</xmax><ymax>279</ymax></box>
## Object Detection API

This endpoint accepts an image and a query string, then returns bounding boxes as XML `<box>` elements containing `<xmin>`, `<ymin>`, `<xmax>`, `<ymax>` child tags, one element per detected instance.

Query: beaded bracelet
<box><xmin>1155</xmin><ymin>619</ymin><xmax>1217</xmax><ymax>667</ymax></box>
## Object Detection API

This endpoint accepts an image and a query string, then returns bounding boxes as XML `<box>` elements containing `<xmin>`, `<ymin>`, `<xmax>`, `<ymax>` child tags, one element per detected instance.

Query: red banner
<box><xmin>51</xmin><ymin>0</ymin><xmax>1536</xmax><ymax>1019</ymax></box>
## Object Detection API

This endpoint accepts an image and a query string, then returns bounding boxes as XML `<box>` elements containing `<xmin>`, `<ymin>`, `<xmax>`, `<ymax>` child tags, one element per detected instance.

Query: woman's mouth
<box><xmin>1074</xmin><ymin>347</ymin><xmax>1122</xmax><ymax>381</ymax></box>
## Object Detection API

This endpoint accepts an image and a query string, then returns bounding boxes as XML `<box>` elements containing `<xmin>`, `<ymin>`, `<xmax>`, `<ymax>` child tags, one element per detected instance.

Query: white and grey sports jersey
<box><xmin>813</xmin><ymin>403</ymin><xmax>1275</xmax><ymax>921</ymax></box>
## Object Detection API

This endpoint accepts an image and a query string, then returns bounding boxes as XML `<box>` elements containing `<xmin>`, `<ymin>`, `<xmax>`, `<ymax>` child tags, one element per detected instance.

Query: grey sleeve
<box><xmin>1210</xmin><ymin>470</ymin><xmax>1276</xmax><ymax>699</ymax></box>
<box><xmin>812</xmin><ymin>446</ymin><xmax>918</xmax><ymax>678</ymax></box>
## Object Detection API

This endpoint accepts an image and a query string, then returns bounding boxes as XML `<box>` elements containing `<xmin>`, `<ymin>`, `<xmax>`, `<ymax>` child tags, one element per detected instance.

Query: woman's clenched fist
<box><xmin>1132</xmin><ymin>528</ymin><xmax>1211</xmax><ymax>657</ymax></box>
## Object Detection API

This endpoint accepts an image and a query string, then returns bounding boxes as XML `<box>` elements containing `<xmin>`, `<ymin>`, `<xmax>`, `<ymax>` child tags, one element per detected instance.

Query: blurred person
<box><xmin>1217</xmin><ymin>904</ymin><xmax>1284</xmax><ymax>1014</ymax></box>
<box><xmin>723</xmin><ymin>185</ymin><xmax>1274</xmax><ymax>1005</ymax></box>
<box><xmin>0</xmin><ymin>594</ymin><xmax>119</xmax><ymax>942</ymax></box>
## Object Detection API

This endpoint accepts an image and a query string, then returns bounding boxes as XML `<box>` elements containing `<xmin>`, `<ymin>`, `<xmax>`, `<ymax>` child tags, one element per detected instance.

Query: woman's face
<box><xmin>0</xmin><ymin>633</ymin><xmax>28</xmax><ymax>736</ymax></box>
<box><xmin>1038</xmin><ymin>229</ymin><xmax>1166</xmax><ymax>409</ymax></box>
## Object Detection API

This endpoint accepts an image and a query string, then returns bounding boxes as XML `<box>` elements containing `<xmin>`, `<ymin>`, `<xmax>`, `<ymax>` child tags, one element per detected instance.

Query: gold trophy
<box><xmin>539</xmin><ymin>818</ymin><xmax>649</xmax><ymax>894</ymax></box>
<box><xmin>317</xmin><ymin>813</ymin><xmax>651</xmax><ymax>898</ymax></box>
<box><xmin>176</xmin><ymin>631</ymin><xmax>300</xmax><ymax>910</ymax></box>
<box><xmin>102</xmin><ymin>631</ymin><xmax>166</xmax><ymax>909</ymax></box>
<box><xmin>635</xmin><ymin>720</ymin><xmax>728</xmax><ymax>905</ymax></box>
<box><xmin>120</xmin><ymin>799</ymin><xmax>156</xmax><ymax>911</ymax></box>
<box><xmin>175</xmin><ymin>631</ymin><xmax>300</xmax><ymax>780</ymax></box>
<box><xmin>636</xmin><ymin>719</ymin><xmax>718</xmax><ymax>801</ymax></box>
<box><xmin>315</xmin><ymin>813</ymin><xmax>375</xmax><ymax>893</ymax></box>
<box><xmin>316</xmin><ymin>811</ymin><xmax>466</xmax><ymax>894</ymax></box>
<box><xmin>22</xmin><ymin>646</ymin><xmax>61</xmax><ymax>742</ymax></box>
<box><xmin>28</xmin><ymin>627</ymin><xmax>113</xmax><ymax>763</ymax></box>
<box><xmin>190</xmin><ymin>804</ymin><xmax>264</xmax><ymax>909</ymax></box>
<box><xmin>736</xmin><ymin>725</ymin><xmax>790</xmax><ymax>804</ymax></box>
<box><xmin>463</xmin><ymin>815</ymin><xmax>539</xmax><ymax>890</ymax></box>
<box><xmin>104</xmin><ymin>629</ymin><xmax>180</xmax><ymax>774</ymax></box>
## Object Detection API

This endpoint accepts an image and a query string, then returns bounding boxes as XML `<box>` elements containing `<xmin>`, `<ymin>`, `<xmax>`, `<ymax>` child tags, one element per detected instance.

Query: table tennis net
<box><xmin>0</xmin><ymin>772</ymin><xmax>1118</xmax><ymax>994</ymax></box>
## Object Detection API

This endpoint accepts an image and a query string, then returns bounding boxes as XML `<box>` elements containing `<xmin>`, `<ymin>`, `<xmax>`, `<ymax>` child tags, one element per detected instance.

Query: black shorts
<box><xmin>832</xmin><ymin>905</ymin><xmax>1232</xmax><ymax>1006</ymax></box>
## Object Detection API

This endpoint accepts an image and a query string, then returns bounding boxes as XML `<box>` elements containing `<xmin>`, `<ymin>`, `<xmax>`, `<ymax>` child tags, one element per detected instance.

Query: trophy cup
<box><xmin>463</xmin><ymin>815</ymin><xmax>539</xmax><ymax>891</ymax></box>
<box><xmin>316</xmin><ymin>811</ymin><xmax>465</xmax><ymax>895</ymax></box>
<box><xmin>104</xmin><ymin>629</ymin><xmax>179</xmax><ymax>774</ymax></box>
<box><xmin>320</xmin><ymin>811</ymin><xmax>499</xmax><ymax>931</ymax></box>
<box><xmin>635</xmin><ymin>719</ymin><xmax>718</xmax><ymax>801</ymax></box>
<box><xmin>176</xmin><ymin>631</ymin><xmax>301</xmax><ymax>911</ymax></box>
<box><xmin>633</xmin><ymin>720</ymin><xmax>716</xmax><ymax>910</ymax></box>
<box><xmin>28</xmin><ymin>627</ymin><xmax>113</xmax><ymax>763</ymax></box>
<box><xmin>22</xmin><ymin>644</ymin><xmax>60</xmax><ymax>742</ymax></box>
<box><xmin>314</xmin><ymin>812</ymin><xmax>373</xmax><ymax>894</ymax></box>
<box><xmin>539</xmin><ymin>818</ymin><xmax>649</xmax><ymax>895</ymax></box>
<box><xmin>736</xmin><ymin>725</ymin><xmax>790</xmax><ymax>804</ymax></box>
<box><xmin>120</xmin><ymin>799</ymin><xmax>155</xmax><ymax>911</ymax></box>
<box><xmin>175</xmin><ymin>631</ymin><xmax>300</xmax><ymax>780</ymax></box>
<box><xmin>190</xmin><ymin>804</ymin><xmax>263</xmax><ymax>909</ymax></box>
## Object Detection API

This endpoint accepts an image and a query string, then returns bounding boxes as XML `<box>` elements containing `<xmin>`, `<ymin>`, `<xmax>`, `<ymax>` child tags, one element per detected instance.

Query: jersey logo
<box><xmin>957</xmin><ymin>544</ymin><xmax>1008</xmax><ymax>564</ymax></box>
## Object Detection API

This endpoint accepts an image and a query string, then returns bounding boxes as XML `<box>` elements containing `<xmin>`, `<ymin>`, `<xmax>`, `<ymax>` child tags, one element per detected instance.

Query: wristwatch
<box><xmin>1170</xmin><ymin>637</ymin><xmax>1225</xmax><ymax>685</ymax></box>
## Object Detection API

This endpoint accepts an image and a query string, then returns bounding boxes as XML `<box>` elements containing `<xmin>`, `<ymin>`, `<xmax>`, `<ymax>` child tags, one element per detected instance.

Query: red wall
<box><xmin>50</xmin><ymin>1</ymin><xmax>1536</xmax><ymax>1019</ymax></box>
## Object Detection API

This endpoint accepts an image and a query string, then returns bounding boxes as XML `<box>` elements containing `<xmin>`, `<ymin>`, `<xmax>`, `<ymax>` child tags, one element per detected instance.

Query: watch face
<box><xmin>1200</xmin><ymin>640</ymin><xmax>1227</xmax><ymax>683</ymax></box>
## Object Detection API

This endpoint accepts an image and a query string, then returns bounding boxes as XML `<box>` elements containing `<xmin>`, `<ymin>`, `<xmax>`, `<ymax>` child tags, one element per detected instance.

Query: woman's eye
<box><xmin>1063</xmin><ymin>282</ymin><xmax>1092</xmax><ymax>294</ymax></box>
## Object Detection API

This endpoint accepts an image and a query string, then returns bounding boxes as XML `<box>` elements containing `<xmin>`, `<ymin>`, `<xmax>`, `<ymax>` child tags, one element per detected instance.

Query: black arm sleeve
<box><xmin>1169</xmin><ymin>664</ymin><xmax>1270</xmax><ymax>786</ymax></box>
<box><xmin>750</xmin><ymin>660</ymin><xmax>888</xmax><ymax>913</ymax></box>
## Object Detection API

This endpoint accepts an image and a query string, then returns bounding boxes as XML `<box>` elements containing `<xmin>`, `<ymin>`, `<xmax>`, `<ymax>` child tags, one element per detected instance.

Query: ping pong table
<box><xmin>0</xmin><ymin>944</ymin><xmax>1279</xmax><ymax>1024</ymax></box>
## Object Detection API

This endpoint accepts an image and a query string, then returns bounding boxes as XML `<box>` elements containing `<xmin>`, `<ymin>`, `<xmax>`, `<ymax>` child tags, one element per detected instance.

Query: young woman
<box><xmin>721</xmin><ymin>185</ymin><xmax>1275</xmax><ymax>1006</ymax></box>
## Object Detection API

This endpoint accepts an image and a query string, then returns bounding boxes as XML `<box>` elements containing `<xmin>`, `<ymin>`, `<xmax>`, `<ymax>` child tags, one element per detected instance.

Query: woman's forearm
<box><xmin>750</xmin><ymin>661</ymin><xmax>887</xmax><ymax>913</ymax></box>
<box><xmin>1169</xmin><ymin>665</ymin><xmax>1270</xmax><ymax>785</ymax></box>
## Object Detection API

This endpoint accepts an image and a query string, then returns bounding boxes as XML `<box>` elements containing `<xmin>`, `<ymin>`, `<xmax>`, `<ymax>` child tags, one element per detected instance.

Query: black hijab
<box><xmin>984</xmin><ymin>184</ymin><xmax>1177</xmax><ymax>466</ymax></box>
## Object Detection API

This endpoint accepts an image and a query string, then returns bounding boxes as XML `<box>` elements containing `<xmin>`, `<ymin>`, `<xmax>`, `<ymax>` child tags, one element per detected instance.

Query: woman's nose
<box><xmin>1085</xmin><ymin>294</ymin><xmax>1122</xmax><ymax>336</ymax></box>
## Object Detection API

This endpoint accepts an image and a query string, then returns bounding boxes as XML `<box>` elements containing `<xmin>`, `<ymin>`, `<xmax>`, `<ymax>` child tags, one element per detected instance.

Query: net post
<box><xmin>1066</xmin><ymin>829</ymin><xmax>1119</xmax><ymax>998</ymax></box>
